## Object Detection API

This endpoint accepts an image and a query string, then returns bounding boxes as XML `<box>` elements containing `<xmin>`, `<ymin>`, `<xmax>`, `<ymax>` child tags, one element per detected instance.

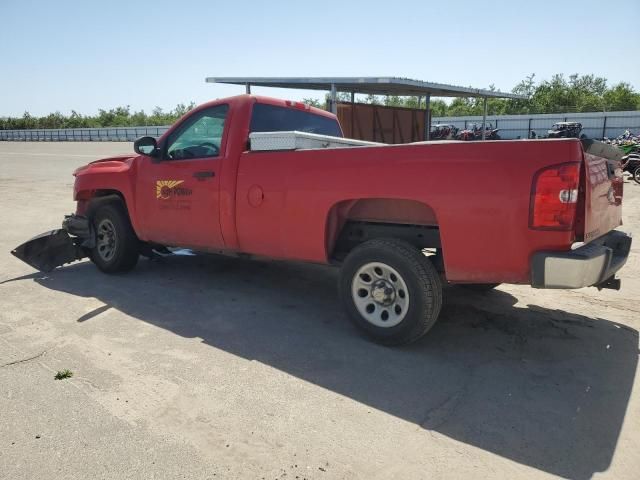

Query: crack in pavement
<box><xmin>0</xmin><ymin>350</ymin><xmax>48</xmax><ymax>368</ymax></box>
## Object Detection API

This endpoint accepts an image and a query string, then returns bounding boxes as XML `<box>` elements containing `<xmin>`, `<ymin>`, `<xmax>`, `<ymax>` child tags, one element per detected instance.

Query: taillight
<box><xmin>529</xmin><ymin>162</ymin><xmax>580</xmax><ymax>230</ymax></box>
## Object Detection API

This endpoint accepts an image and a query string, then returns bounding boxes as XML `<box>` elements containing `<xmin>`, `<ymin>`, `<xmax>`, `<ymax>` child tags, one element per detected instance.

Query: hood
<box><xmin>89</xmin><ymin>153</ymin><xmax>137</xmax><ymax>165</ymax></box>
<box><xmin>74</xmin><ymin>153</ymin><xmax>137</xmax><ymax>176</ymax></box>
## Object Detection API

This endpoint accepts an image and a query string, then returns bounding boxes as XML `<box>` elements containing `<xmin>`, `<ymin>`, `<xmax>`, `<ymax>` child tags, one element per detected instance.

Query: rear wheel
<box><xmin>340</xmin><ymin>239</ymin><xmax>442</xmax><ymax>346</ymax></box>
<box><xmin>90</xmin><ymin>202</ymin><xmax>140</xmax><ymax>273</ymax></box>
<box><xmin>633</xmin><ymin>166</ymin><xmax>640</xmax><ymax>185</ymax></box>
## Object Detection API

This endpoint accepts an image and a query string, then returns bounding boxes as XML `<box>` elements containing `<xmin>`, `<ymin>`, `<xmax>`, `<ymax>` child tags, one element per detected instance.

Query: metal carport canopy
<box><xmin>205</xmin><ymin>76</ymin><xmax>527</xmax><ymax>140</ymax></box>
<box><xmin>204</xmin><ymin>76</ymin><xmax>526</xmax><ymax>99</ymax></box>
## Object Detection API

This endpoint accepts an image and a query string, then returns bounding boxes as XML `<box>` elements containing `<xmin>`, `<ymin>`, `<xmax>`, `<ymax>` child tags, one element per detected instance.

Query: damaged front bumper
<box><xmin>11</xmin><ymin>215</ymin><xmax>94</xmax><ymax>272</ymax></box>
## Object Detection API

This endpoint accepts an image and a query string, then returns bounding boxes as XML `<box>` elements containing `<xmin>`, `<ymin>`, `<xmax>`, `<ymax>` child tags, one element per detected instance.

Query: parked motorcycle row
<box><xmin>430</xmin><ymin>121</ymin><xmax>581</xmax><ymax>141</ymax></box>
<box><xmin>604</xmin><ymin>130</ymin><xmax>640</xmax><ymax>185</ymax></box>
<box><xmin>430</xmin><ymin>123</ymin><xmax>500</xmax><ymax>141</ymax></box>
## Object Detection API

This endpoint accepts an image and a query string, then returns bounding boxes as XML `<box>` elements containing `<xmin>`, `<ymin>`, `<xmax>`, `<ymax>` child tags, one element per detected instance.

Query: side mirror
<box><xmin>133</xmin><ymin>136</ymin><xmax>159</xmax><ymax>157</ymax></box>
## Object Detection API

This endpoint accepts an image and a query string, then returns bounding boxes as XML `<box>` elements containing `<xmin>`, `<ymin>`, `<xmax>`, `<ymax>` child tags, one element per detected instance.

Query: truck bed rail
<box><xmin>249</xmin><ymin>131</ymin><xmax>383</xmax><ymax>151</ymax></box>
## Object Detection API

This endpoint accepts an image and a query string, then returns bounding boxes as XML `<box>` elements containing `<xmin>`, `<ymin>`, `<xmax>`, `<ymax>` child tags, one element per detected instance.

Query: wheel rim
<box><xmin>351</xmin><ymin>262</ymin><xmax>409</xmax><ymax>328</ymax></box>
<box><xmin>634</xmin><ymin>169</ymin><xmax>640</xmax><ymax>184</ymax></box>
<box><xmin>96</xmin><ymin>218</ymin><xmax>117</xmax><ymax>262</ymax></box>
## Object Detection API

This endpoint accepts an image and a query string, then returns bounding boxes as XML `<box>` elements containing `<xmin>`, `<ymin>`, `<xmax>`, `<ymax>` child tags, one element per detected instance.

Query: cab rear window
<box><xmin>250</xmin><ymin>103</ymin><xmax>342</xmax><ymax>137</ymax></box>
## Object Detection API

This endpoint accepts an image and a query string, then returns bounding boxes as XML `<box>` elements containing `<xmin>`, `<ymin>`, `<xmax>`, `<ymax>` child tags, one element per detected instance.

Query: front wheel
<box><xmin>634</xmin><ymin>166</ymin><xmax>640</xmax><ymax>185</ymax></box>
<box><xmin>90</xmin><ymin>202</ymin><xmax>140</xmax><ymax>273</ymax></box>
<box><xmin>340</xmin><ymin>239</ymin><xmax>443</xmax><ymax>345</ymax></box>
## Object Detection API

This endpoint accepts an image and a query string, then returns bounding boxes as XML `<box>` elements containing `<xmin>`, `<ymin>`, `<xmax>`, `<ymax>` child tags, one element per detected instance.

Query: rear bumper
<box><xmin>531</xmin><ymin>230</ymin><xmax>632</xmax><ymax>289</ymax></box>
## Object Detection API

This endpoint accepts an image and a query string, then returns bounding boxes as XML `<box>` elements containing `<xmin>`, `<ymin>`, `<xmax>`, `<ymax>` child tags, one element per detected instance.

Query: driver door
<box><xmin>136</xmin><ymin>104</ymin><xmax>229</xmax><ymax>249</ymax></box>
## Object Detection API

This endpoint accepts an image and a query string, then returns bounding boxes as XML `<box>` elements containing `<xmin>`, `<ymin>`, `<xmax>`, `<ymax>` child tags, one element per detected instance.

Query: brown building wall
<box><xmin>337</xmin><ymin>102</ymin><xmax>430</xmax><ymax>143</ymax></box>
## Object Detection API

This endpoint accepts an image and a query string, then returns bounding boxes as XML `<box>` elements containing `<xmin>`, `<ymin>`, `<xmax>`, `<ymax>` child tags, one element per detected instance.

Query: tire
<box><xmin>460</xmin><ymin>283</ymin><xmax>500</xmax><ymax>292</ymax></box>
<box><xmin>90</xmin><ymin>202</ymin><xmax>140</xmax><ymax>273</ymax></box>
<box><xmin>340</xmin><ymin>239</ymin><xmax>442</xmax><ymax>346</ymax></box>
<box><xmin>634</xmin><ymin>166</ymin><xmax>640</xmax><ymax>185</ymax></box>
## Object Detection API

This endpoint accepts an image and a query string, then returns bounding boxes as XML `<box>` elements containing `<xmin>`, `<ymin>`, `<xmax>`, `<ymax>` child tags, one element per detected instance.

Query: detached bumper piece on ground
<box><xmin>11</xmin><ymin>215</ymin><xmax>92</xmax><ymax>272</ymax></box>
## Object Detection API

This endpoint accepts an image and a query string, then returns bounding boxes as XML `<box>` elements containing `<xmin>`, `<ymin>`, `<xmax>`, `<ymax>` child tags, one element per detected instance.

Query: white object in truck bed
<box><xmin>249</xmin><ymin>131</ymin><xmax>383</xmax><ymax>151</ymax></box>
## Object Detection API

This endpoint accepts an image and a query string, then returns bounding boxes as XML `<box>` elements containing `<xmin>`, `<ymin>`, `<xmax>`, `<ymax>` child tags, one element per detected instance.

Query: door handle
<box><xmin>193</xmin><ymin>171</ymin><xmax>215</xmax><ymax>180</ymax></box>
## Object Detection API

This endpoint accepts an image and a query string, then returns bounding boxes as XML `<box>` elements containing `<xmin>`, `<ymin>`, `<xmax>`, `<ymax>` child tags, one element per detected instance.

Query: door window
<box><xmin>165</xmin><ymin>105</ymin><xmax>229</xmax><ymax>160</ymax></box>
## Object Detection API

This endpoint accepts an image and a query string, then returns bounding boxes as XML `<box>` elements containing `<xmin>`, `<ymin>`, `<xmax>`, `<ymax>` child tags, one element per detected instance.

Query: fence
<box><xmin>432</xmin><ymin>110</ymin><xmax>640</xmax><ymax>140</ymax></box>
<box><xmin>1</xmin><ymin>110</ymin><xmax>639</xmax><ymax>142</ymax></box>
<box><xmin>0</xmin><ymin>126</ymin><xmax>169</xmax><ymax>142</ymax></box>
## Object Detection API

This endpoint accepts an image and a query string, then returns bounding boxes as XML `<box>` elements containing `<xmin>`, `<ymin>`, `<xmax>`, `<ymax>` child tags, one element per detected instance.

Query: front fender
<box><xmin>73</xmin><ymin>159</ymin><xmax>141</xmax><ymax>235</ymax></box>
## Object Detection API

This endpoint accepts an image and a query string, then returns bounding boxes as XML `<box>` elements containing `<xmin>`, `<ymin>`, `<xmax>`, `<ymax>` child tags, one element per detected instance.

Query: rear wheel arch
<box><xmin>325</xmin><ymin>198</ymin><xmax>441</xmax><ymax>261</ymax></box>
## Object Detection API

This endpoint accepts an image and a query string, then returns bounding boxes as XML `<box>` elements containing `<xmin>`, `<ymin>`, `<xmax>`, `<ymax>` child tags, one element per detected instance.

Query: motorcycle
<box><xmin>430</xmin><ymin>124</ymin><xmax>459</xmax><ymax>140</ymax></box>
<box><xmin>622</xmin><ymin>146</ymin><xmax>640</xmax><ymax>185</ymax></box>
<box><xmin>475</xmin><ymin>124</ymin><xmax>501</xmax><ymax>140</ymax></box>
<box><xmin>604</xmin><ymin>130</ymin><xmax>640</xmax><ymax>184</ymax></box>
<box><xmin>548</xmin><ymin>122</ymin><xmax>583</xmax><ymax>139</ymax></box>
<box><xmin>456</xmin><ymin>123</ymin><xmax>500</xmax><ymax>141</ymax></box>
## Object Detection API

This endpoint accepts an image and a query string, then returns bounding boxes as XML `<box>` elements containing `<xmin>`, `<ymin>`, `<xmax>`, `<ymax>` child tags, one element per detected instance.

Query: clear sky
<box><xmin>1</xmin><ymin>0</ymin><xmax>639</xmax><ymax>117</ymax></box>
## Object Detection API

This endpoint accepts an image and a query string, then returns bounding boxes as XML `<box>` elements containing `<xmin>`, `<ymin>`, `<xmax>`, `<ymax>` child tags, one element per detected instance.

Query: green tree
<box><xmin>21</xmin><ymin>111</ymin><xmax>37</xmax><ymax>129</ymax></box>
<box><xmin>302</xmin><ymin>98</ymin><xmax>322</xmax><ymax>108</ymax></box>
<box><xmin>603</xmin><ymin>83</ymin><xmax>640</xmax><ymax>111</ymax></box>
<box><xmin>429</xmin><ymin>100</ymin><xmax>448</xmax><ymax>117</ymax></box>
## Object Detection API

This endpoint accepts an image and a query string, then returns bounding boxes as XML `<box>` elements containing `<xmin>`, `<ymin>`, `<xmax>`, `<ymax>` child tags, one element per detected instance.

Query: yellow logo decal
<box><xmin>156</xmin><ymin>180</ymin><xmax>185</xmax><ymax>199</ymax></box>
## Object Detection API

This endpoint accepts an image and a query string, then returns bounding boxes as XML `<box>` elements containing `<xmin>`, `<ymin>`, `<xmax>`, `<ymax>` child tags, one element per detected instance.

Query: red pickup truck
<box><xmin>13</xmin><ymin>94</ymin><xmax>632</xmax><ymax>345</ymax></box>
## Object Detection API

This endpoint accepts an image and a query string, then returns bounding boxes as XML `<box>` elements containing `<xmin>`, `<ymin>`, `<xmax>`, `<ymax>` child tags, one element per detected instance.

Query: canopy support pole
<box><xmin>424</xmin><ymin>94</ymin><xmax>431</xmax><ymax>141</ymax></box>
<box><xmin>330</xmin><ymin>83</ymin><xmax>337</xmax><ymax>114</ymax></box>
<box><xmin>482</xmin><ymin>97</ymin><xmax>488</xmax><ymax>140</ymax></box>
<box><xmin>245</xmin><ymin>83</ymin><xmax>251</xmax><ymax>94</ymax></box>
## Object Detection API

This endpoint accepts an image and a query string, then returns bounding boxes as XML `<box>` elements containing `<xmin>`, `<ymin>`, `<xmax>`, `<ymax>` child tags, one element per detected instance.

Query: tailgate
<box><xmin>579</xmin><ymin>140</ymin><xmax>624</xmax><ymax>242</ymax></box>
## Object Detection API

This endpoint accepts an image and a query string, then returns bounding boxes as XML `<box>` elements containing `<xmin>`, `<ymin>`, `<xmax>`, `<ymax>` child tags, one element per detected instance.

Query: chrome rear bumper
<box><xmin>531</xmin><ymin>230</ymin><xmax>632</xmax><ymax>289</ymax></box>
